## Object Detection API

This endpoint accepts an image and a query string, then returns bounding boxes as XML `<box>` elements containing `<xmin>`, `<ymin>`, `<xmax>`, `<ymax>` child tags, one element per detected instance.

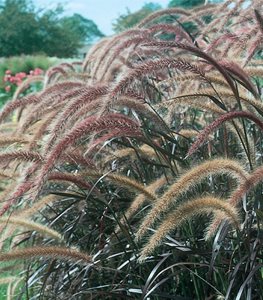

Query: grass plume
<box><xmin>0</xmin><ymin>246</ymin><xmax>92</xmax><ymax>264</ymax></box>
<box><xmin>139</xmin><ymin>196</ymin><xmax>239</xmax><ymax>261</ymax></box>
<box><xmin>136</xmin><ymin>158</ymin><xmax>248</xmax><ymax>240</ymax></box>
<box><xmin>0</xmin><ymin>216</ymin><xmax>63</xmax><ymax>241</ymax></box>
<box><xmin>187</xmin><ymin>111</ymin><xmax>263</xmax><ymax>157</ymax></box>
<box><xmin>81</xmin><ymin>171</ymin><xmax>157</xmax><ymax>200</ymax></box>
<box><xmin>33</xmin><ymin>113</ymin><xmax>142</xmax><ymax>199</ymax></box>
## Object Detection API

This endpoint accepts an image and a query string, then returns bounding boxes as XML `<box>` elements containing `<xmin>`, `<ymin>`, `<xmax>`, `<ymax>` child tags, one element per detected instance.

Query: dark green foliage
<box><xmin>112</xmin><ymin>2</ymin><xmax>162</xmax><ymax>33</ymax></box>
<box><xmin>0</xmin><ymin>0</ymin><xmax>40</xmax><ymax>56</ymax></box>
<box><xmin>0</xmin><ymin>0</ymin><xmax>104</xmax><ymax>57</ymax></box>
<box><xmin>168</xmin><ymin>0</ymin><xmax>205</xmax><ymax>8</ymax></box>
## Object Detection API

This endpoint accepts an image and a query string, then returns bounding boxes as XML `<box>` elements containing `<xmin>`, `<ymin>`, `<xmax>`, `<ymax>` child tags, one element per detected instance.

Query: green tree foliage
<box><xmin>0</xmin><ymin>0</ymin><xmax>40</xmax><ymax>56</ymax></box>
<box><xmin>168</xmin><ymin>0</ymin><xmax>205</xmax><ymax>8</ymax></box>
<box><xmin>168</xmin><ymin>0</ymin><xmax>212</xmax><ymax>36</ymax></box>
<box><xmin>0</xmin><ymin>0</ymin><xmax>104</xmax><ymax>57</ymax></box>
<box><xmin>112</xmin><ymin>2</ymin><xmax>162</xmax><ymax>33</ymax></box>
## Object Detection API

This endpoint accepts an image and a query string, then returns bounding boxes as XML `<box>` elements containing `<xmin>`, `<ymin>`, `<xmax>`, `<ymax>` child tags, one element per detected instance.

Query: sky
<box><xmin>34</xmin><ymin>0</ymin><xmax>171</xmax><ymax>35</ymax></box>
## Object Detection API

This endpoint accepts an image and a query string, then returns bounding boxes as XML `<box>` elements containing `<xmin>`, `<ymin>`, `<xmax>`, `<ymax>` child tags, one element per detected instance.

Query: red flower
<box><xmin>9</xmin><ymin>76</ymin><xmax>16</xmax><ymax>83</ymax></box>
<box><xmin>5</xmin><ymin>85</ymin><xmax>11</xmax><ymax>92</ymax></box>
<box><xmin>33</xmin><ymin>68</ymin><xmax>43</xmax><ymax>76</ymax></box>
<box><xmin>16</xmin><ymin>72</ymin><xmax>27</xmax><ymax>79</ymax></box>
<box><xmin>4</xmin><ymin>75</ymin><xmax>11</xmax><ymax>82</ymax></box>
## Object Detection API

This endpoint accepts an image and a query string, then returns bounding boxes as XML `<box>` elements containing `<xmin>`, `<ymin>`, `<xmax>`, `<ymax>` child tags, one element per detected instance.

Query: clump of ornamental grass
<box><xmin>138</xmin><ymin>196</ymin><xmax>240</xmax><ymax>261</ymax></box>
<box><xmin>0</xmin><ymin>1</ymin><xmax>262</xmax><ymax>299</ymax></box>
<box><xmin>135</xmin><ymin>158</ymin><xmax>248</xmax><ymax>241</ymax></box>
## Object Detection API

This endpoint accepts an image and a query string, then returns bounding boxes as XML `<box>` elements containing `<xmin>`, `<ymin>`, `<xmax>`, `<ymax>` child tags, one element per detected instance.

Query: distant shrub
<box><xmin>0</xmin><ymin>55</ymin><xmax>58</xmax><ymax>106</ymax></box>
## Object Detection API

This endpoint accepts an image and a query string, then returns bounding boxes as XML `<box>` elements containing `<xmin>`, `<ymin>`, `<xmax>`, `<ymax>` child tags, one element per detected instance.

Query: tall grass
<box><xmin>0</xmin><ymin>1</ymin><xmax>262</xmax><ymax>299</ymax></box>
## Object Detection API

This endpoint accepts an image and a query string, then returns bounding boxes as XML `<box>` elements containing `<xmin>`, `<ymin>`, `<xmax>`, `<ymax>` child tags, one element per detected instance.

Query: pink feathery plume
<box><xmin>187</xmin><ymin>111</ymin><xmax>263</xmax><ymax>157</ymax></box>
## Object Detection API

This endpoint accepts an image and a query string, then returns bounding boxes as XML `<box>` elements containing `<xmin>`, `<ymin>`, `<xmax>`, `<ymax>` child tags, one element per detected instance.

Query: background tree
<box><xmin>168</xmin><ymin>0</ymin><xmax>216</xmax><ymax>36</ymax></box>
<box><xmin>38</xmin><ymin>11</ymin><xmax>104</xmax><ymax>57</ymax></box>
<box><xmin>112</xmin><ymin>2</ymin><xmax>161</xmax><ymax>33</ymax></box>
<box><xmin>0</xmin><ymin>0</ymin><xmax>41</xmax><ymax>56</ymax></box>
<box><xmin>0</xmin><ymin>0</ymin><xmax>104</xmax><ymax>57</ymax></box>
<box><xmin>168</xmin><ymin>0</ymin><xmax>205</xmax><ymax>8</ymax></box>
